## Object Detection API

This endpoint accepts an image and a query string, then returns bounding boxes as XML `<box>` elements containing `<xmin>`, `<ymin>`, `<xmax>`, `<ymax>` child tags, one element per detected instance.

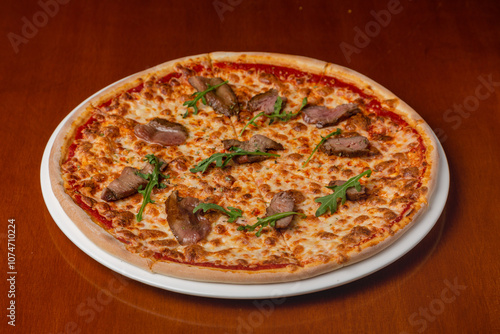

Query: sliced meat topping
<box><xmin>303</xmin><ymin>103</ymin><xmax>360</xmax><ymax>128</ymax></box>
<box><xmin>266</xmin><ymin>190</ymin><xmax>296</xmax><ymax>229</ymax></box>
<box><xmin>188</xmin><ymin>76</ymin><xmax>239</xmax><ymax>116</ymax></box>
<box><xmin>101</xmin><ymin>160</ymin><xmax>167</xmax><ymax>202</ymax></box>
<box><xmin>166</xmin><ymin>191</ymin><xmax>212</xmax><ymax>246</ymax></box>
<box><xmin>222</xmin><ymin>135</ymin><xmax>284</xmax><ymax>164</ymax></box>
<box><xmin>328</xmin><ymin>180</ymin><xmax>367</xmax><ymax>201</ymax></box>
<box><xmin>321</xmin><ymin>135</ymin><xmax>373</xmax><ymax>157</ymax></box>
<box><xmin>101</xmin><ymin>167</ymin><xmax>144</xmax><ymax>202</ymax></box>
<box><xmin>248</xmin><ymin>89</ymin><xmax>286</xmax><ymax>115</ymax></box>
<box><xmin>223</xmin><ymin>134</ymin><xmax>284</xmax><ymax>151</ymax></box>
<box><xmin>134</xmin><ymin>118</ymin><xmax>188</xmax><ymax>146</ymax></box>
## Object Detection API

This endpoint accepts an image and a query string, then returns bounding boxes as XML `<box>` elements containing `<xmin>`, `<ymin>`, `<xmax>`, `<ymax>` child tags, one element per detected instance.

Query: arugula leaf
<box><xmin>267</xmin><ymin>96</ymin><xmax>284</xmax><ymax>126</ymax></box>
<box><xmin>190</xmin><ymin>147</ymin><xmax>280</xmax><ymax>173</ymax></box>
<box><xmin>239</xmin><ymin>97</ymin><xmax>307</xmax><ymax>136</ymax></box>
<box><xmin>239</xmin><ymin>112</ymin><xmax>265</xmax><ymax>136</ymax></box>
<box><xmin>183</xmin><ymin>80</ymin><xmax>229</xmax><ymax>118</ymax></box>
<box><xmin>135</xmin><ymin>154</ymin><xmax>168</xmax><ymax>222</ymax></box>
<box><xmin>193</xmin><ymin>203</ymin><xmax>243</xmax><ymax>223</ymax></box>
<box><xmin>301</xmin><ymin>128</ymin><xmax>341</xmax><ymax>168</ymax></box>
<box><xmin>314</xmin><ymin>169</ymin><xmax>372</xmax><ymax>217</ymax></box>
<box><xmin>237</xmin><ymin>212</ymin><xmax>306</xmax><ymax>237</ymax></box>
<box><xmin>298</xmin><ymin>96</ymin><xmax>308</xmax><ymax>111</ymax></box>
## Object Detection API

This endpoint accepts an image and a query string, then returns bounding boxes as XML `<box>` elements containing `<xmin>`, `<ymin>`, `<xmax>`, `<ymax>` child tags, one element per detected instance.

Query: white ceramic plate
<box><xmin>41</xmin><ymin>82</ymin><xmax>449</xmax><ymax>299</ymax></box>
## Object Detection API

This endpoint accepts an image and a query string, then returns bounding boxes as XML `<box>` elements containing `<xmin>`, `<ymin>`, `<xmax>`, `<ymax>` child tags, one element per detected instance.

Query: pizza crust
<box><xmin>209</xmin><ymin>51</ymin><xmax>327</xmax><ymax>76</ymax></box>
<box><xmin>48</xmin><ymin>52</ymin><xmax>440</xmax><ymax>284</ymax></box>
<box><xmin>150</xmin><ymin>260</ymin><xmax>312</xmax><ymax>284</ymax></box>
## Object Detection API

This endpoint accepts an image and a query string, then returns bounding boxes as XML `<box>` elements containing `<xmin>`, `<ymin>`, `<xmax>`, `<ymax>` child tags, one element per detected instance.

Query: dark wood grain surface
<box><xmin>1</xmin><ymin>0</ymin><xmax>499</xmax><ymax>333</ymax></box>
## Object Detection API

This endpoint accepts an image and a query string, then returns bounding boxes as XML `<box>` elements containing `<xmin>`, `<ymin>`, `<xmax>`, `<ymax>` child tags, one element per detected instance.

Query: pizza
<box><xmin>49</xmin><ymin>52</ymin><xmax>439</xmax><ymax>283</ymax></box>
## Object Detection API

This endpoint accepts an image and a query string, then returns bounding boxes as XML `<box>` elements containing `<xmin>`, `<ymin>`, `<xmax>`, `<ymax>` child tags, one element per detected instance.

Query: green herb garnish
<box><xmin>183</xmin><ymin>80</ymin><xmax>229</xmax><ymax>118</ymax></box>
<box><xmin>237</xmin><ymin>212</ymin><xmax>306</xmax><ymax>237</ymax></box>
<box><xmin>298</xmin><ymin>96</ymin><xmax>308</xmax><ymax>111</ymax></box>
<box><xmin>239</xmin><ymin>97</ymin><xmax>307</xmax><ymax>136</ymax></box>
<box><xmin>301</xmin><ymin>128</ymin><xmax>341</xmax><ymax>168</ymax></box>
<box><xmin>135</xmin><ymin>154</ymin><xmax>168</xmax><ymax>221</ymax></box>
<box><xmin>193</xmin><ymin>203</ymin><xmax>243</xmax><ymax>223</ymax></box>
<box><xmin>190</xmin><ymin>147</ymin><xmax>280</xmax><ymax>173</ymax></box>
<box><xmin>314</xmin><ymin>169</ymin><xmax>372</xmax><ymax>217</ymax></box>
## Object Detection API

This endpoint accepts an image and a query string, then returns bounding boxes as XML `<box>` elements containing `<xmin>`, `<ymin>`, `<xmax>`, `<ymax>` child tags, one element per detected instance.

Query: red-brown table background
<box><xmin>1</xmin><ymin>1</ymin><xmax>499</xmax><ymax>333</ymax></box>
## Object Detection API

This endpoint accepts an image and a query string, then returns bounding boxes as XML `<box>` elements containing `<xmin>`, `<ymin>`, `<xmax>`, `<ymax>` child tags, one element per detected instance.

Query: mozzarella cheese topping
<box><xmin>60</xmin><ymin>54</ymin><xmax>432</xmax><ymax>278</ymax></box>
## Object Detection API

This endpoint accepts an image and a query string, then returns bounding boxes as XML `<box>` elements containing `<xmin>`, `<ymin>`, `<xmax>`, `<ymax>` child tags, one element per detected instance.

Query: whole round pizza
<box><xmin>49</xmin><ymin>52</ymin><xmax>438</xmax><ymax>283</ymax></box>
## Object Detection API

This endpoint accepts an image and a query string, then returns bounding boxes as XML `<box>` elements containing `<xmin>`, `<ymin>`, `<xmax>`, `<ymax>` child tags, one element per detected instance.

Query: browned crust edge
<box><xmin>149</xmin><ymin>261</ymin><xmax>313</xmax><ymax>284</ymax></box>
<box><xmin>209</xmin><ymin>51</ymin><xmax>328</xmax><ymax>76</ymax></box>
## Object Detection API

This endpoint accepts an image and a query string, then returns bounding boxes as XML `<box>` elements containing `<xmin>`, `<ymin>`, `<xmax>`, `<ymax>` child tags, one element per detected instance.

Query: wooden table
<box><xmin>2</xmin><ymin>0</ymin><xmax>499</xmax><ymax>333</ymax></box>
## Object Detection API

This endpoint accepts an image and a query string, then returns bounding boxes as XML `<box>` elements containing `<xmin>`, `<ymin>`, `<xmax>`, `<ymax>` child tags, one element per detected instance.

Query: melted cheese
<box><xmin>61</xmin><ymin>56</ymin><xmax>430</xmax><ymax>273</ymax></box>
